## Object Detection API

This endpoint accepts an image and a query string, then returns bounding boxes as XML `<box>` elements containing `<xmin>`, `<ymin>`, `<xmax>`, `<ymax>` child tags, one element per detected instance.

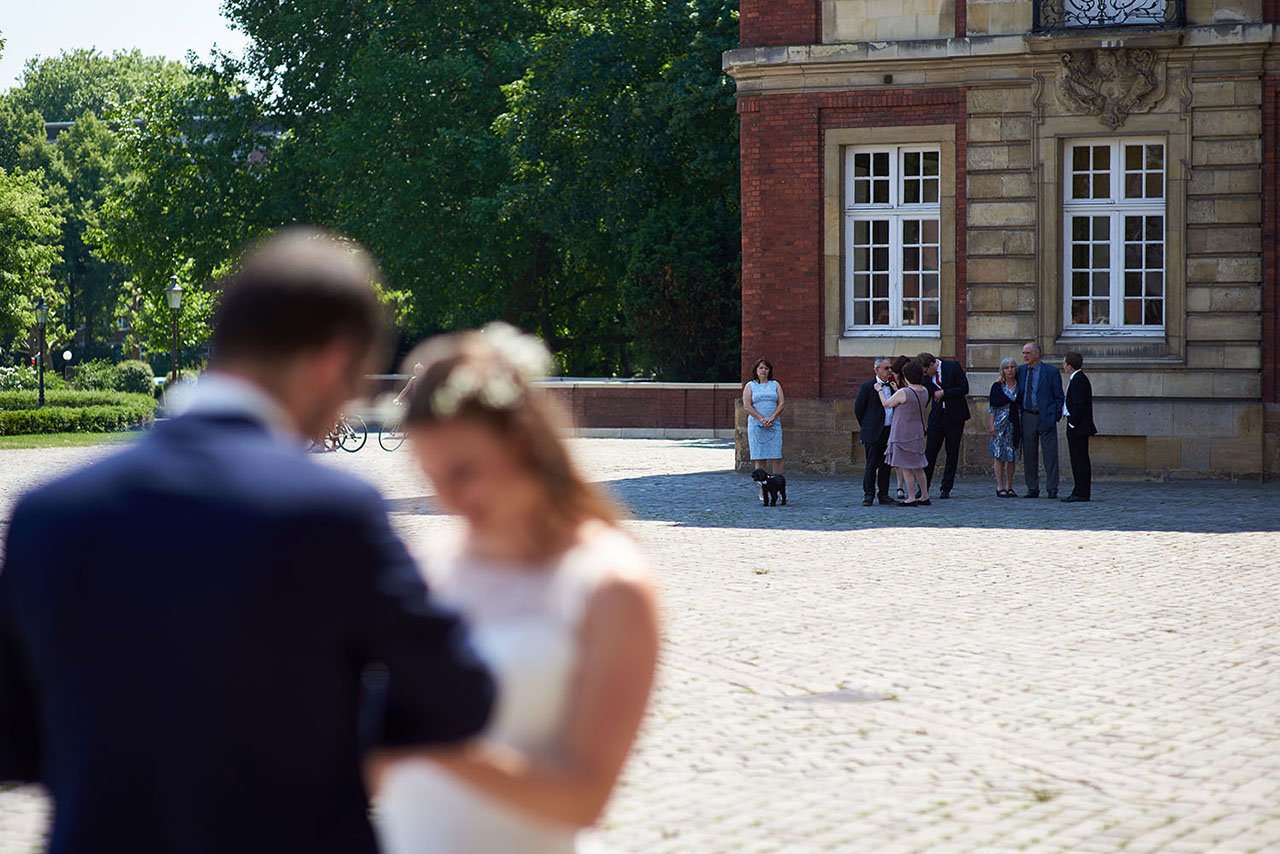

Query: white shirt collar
<box><xmin>172</xmin><ymin>371</ymin><xmax>301</xmax><ymax>442</ymax></box>
<box><xmin>1067</xmin><ymin>368</ymin><xmax>1079</xmax><ymax>382</ymax></box>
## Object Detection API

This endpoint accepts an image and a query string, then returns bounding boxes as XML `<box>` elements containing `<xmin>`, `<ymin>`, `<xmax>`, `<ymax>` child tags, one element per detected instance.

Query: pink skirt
<box><xmin>886</xmin><ymin>439</ymin><xmax>927</xmax><ymax>470</ymax></box>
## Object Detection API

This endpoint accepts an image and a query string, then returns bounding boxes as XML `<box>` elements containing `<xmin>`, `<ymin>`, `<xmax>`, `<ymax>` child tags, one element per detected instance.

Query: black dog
<box><xmin>752</xmin><ymin>468</ymin><xmax>787</xmax><ymax>506</ymax></box>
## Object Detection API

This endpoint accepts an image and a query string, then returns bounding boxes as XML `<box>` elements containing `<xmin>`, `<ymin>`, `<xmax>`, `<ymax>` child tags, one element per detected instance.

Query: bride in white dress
<box><xmin>370</xmin><ymin>325</ymin><xmax>660</xmax><ymax>854</ymax></box>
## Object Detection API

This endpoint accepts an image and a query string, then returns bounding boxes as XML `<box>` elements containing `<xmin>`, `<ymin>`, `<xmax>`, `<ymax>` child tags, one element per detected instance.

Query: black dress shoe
<box><xmin>916</xmin><ymin>499</ymin><xmax>932</xmax><ymax>506</ymax></box>
<box><xmin>1061</xmin><ymin>495</ymin><xmax>1089</xmax><ymax>502</ymax></box>
<box><xmin>939</xmin><ymin>489</ymin><xmax>951</xmax><ymax>499</ymax></box>
<box><xmin>878</xmin><ymin>496</ymin><xmax>897</xmax><ymax>505</ymax></box>
<box><xmin>1047</xmin><ymin>491</ymin><xmax>1058</xmax><ymax>499</ymax></box>
<box><xmin>862</xmin><ymin>497</ymin><xmax>874</xmax><ymax>506</ymax></box>
<box><xmin>1022</xmin><ymin>491</ymin><xmax>1039</xmax><ymax>498</ymax></box>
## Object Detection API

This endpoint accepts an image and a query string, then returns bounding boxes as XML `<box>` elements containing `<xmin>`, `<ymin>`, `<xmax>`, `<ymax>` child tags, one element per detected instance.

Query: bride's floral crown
<box><xmin>424</xmin><ymin>322</ymin><xmax>554</xmax><ymax>417</ymax></box>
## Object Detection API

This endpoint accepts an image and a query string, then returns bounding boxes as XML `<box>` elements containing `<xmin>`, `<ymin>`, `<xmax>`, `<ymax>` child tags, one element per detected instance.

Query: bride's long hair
<box><xmin>400</xmin><ymin>324</ymin><xmax>619</xmax><ymax>528</ymax></box>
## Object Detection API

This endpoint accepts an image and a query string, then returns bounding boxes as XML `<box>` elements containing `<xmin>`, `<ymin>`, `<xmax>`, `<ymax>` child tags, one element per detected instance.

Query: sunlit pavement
<box><xmin>3</xmin><ymin>438</ymin><xmax>1279</xmax><ymax>853</ymax></box>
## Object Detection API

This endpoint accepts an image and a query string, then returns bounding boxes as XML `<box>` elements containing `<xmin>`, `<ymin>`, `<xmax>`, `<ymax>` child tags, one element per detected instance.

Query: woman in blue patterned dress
<box><xmin>743</xmin><ymin>359</ymin><xmax>785</xmax><ymax>497</ymax></box>
<box><xmin>988</xmin><ymin>357</ymin><xmax>1022</xmax><ymax>497</ymax></box>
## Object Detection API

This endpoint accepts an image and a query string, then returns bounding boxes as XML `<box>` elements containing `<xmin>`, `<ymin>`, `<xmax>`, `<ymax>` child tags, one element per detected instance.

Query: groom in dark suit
<box><xmin>918</xmin><ymin>352</ymin><xmax>970</xmax><ymax>499</ymax></box>
<box><xmin>1061</xmin><ymin>351</ymin><xmax>1097</xmax><ymax>502</ymax></box>
<box><xmin>854</xmin><ymin>357</ymin><xmax>897</xmax><ymax>506</ymax></box>
<box><xmin>0</xmin><ymin>229</ymin><xmax>494</xmax><ymax>854</ymax></box>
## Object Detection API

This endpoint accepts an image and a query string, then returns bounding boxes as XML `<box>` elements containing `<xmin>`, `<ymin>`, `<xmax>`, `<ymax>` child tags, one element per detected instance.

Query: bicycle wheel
<box><xmin>339</xmin><ymin>414</ymin><xmax>368</xmax><ymax>452</ymax></box>
<box><xmin>378</xmin><ymin>417</ymin><xmax>405</xmax><ymax>451</ymax></box>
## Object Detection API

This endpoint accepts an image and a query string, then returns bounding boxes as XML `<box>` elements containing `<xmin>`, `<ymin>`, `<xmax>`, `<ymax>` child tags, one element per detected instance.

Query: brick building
<box><xmin>726</xmin><ymin>0</ymin><xmax>1280</xmax><ymax>477</ymax></box>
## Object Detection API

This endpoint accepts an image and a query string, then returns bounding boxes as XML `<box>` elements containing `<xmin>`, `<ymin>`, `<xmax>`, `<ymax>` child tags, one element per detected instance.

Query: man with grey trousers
<box><xmin>1015</xmin><ymin>341</ymin><xmax>1065</xmax><ymax>498</ymax></box>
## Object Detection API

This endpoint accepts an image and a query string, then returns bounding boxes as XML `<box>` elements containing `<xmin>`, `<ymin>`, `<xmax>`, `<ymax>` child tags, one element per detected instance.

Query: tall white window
<box><xmin>844</xmin><ymin>147</ymin><xmax>941</xmax><ymax>334</ymax></box>
<box><xmin>1063</xmin><ymin>138</ymin><xmax>1165</xmax><ymax>332</ymax></box>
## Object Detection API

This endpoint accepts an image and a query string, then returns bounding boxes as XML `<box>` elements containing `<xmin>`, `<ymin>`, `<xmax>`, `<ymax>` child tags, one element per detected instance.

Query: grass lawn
<box><xmin>0</xmin><ymin>431</ymin><xmax>146</xmax><ymax>450</ymax></box>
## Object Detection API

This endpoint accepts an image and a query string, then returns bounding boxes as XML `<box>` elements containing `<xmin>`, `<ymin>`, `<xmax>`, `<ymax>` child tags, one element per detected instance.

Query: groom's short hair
<box><xmin>212</xmin><ymin>227</ymin><xmax>386</xmax><ymax>363</ymax></box>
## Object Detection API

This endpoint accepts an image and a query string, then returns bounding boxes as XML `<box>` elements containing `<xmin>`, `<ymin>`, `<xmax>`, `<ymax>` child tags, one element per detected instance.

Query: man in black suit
<box><xmin>0</xmin><ymin>229</ymin><xmax>495</xmax><ymax>854</ymax></box>
<box><xmin>1062</xmin><ymin>351</ymin><xmax>1097</xmax><ymax>502</ymax></box>
<box><xmin>854</xmin><ymin>357</ymin><xmax>898</xmax><ymax>506</ymax></box>
<box><xmin>917</xmin><ymin>352</ymin><xmax>970</xmax><ymax>498</ymax></box>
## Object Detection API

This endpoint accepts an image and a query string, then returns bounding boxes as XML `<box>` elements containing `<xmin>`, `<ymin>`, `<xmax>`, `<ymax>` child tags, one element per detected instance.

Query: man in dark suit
<box><xmin>0</xmin><ymin>229</ymin><xmax>495</xmax><ymax>854</ymax></box>
<box><xmin>1015</xmin><ymin>341</ymin><xmax>1065</xmax><ymax>498</ymax></box>
<box><xmin>854</xmin><ymin>357</ymin><xmax>898</xmax><ymax>506</ymax></box>
<box><xmin>917</xmin><ymin>352</ymin><xmax>970</xmax><ymax>499</ymax></box>
<box><xmin>1061</xmin><ymin>351</ymin><xmax>1097</xmax><ymax>502</ymax></box>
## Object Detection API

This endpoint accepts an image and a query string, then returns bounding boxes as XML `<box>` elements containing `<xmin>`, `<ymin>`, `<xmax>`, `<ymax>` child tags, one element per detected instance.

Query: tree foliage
<box><xmin>0</xmin><ymin>167</ymin><xmax>63</xmax><ymax>346</ymax></box>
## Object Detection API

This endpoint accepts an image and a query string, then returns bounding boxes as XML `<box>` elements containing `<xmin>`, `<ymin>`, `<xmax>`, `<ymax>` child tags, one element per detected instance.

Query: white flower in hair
<box><xmin>480</xmin><ymin>322</ymin><xmax>554</xmax><ymax>380</ymax></box>
<box><xmin>427</xmin><ymin>324</ymin><xmax>553</xmax><ymax>417</ymax></box>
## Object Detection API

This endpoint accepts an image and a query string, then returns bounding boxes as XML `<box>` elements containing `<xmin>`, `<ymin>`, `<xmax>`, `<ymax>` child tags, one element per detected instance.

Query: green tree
<box><xmin>94</xmin><ymin>69</ymin><xmax>277</xmax><ymax>356</ymax></box>
<box><xmin>500</xmin><ymin>0</ymin><xmax>741</xmax><ymax>379</ymax></box>
<box><xmin>0</xmin><ymin>167</ymin><xmax>64</xmax><ymax>353</ymax></box>
<box><xmin>8</xmin><ymin>48</ymin><xmax>188</xmax><ymax>122</ymax></box>
<box><xmin>49</xmin><ymin>112</ymin><xmax>128</xmax><ymax>354</ymax></box>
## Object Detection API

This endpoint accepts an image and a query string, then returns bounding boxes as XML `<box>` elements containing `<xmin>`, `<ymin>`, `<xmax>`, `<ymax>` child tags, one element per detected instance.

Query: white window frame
<box><xmin>843</xmin><ymin>145</ymin><xmax>942</xmax><ymax>336</ymax></box>
<box><xmin>1062</xmin><ymin>137</ymin><xmax>1167</xmax><ymax>336</ymax></box>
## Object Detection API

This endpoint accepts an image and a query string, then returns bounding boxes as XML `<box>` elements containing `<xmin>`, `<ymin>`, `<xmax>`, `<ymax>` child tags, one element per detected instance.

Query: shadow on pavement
<box><xmin>596</xmin><ymin>470</ymin><xmax>1280</xmax><ymax>534</ymax></box>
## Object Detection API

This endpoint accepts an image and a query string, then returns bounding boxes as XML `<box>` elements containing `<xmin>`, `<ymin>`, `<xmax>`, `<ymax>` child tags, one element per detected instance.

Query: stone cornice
<box><xmin>723</xmin><ymin>23</ymin><xmax>1277</xmax><ymax>79</ymax></box>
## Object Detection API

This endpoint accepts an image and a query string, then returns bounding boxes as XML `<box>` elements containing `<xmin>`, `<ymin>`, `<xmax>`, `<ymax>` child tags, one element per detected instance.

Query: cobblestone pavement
<box><xmin>2</xmin><ymin>438</ymin><xmax>1279</xmax><ymax>853</ymax></box>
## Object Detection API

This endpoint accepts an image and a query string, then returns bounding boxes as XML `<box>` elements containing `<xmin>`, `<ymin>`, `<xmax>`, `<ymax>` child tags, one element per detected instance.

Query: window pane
<box><xmin>1125</xmin><ymin>217</ymin><xmax>1142</xmax><ymax>240</ymax></box>
<box><xmin>1071</xmin><ymin>300</ymin><xmax>1090</xmax><ymax>323</ymax></box>
<box><xmin>1092</xmin><ymin>217</ymin><xmax>1108</xmax><ymax>239</ymax></box>
<box><xmin>1146</xmin><ymin>145</ymin><xmax>1163</xmax><ymax>170</ymax></box>
<box><xmin>855</xmin><ymin>183</ymin><xmax>870</xmax><ymax>204</ymax></box>
<box><xmin>873</xmin><ymin>301</ymin><xmax>890</xmax><ymax>324</ymax></box>
<box><xmin>922</xmin><ymin>275</ymin><xmax>939</xmax><ymax>298</ymax></box>
<box><xmin>1072</xmin><ymin>217</ymin><xmax>1089</xmax><ymax>240</ymax></box>
<box><xmin>1125</xmin><ymin>145</ymin><xmax>1142</xmax><ymax>169</ymax></box>
<box><xmin>923</xmin><ymin>150</ymin><xmax>939</xmax><ymax>175</ymax></box>
<box><xmin>904</xmin><ymin>220</ymin><xmax>919</xmax><ymax>242</ymax></box>
<box><xmin>904</xmin><ymin>247</ymin><xmax>920</xmax><ymax>270</ymax></box>
<box><xmin>1144</xmin><ymin>301</ymin><xmax>1162</xmax><ymax>325</ymax></box>
<box><xmin>923</xmin><ymin>302</ymin><xmax>940</xmax><ymax>325</ymax></box>
<box><xmin>923</xmin><ymin>220</ymin><xmax>939</xmax><ymax>242</ymax></box>
<box><xmin>873</xmin><ymin>181</ymin><xmax>889</xmax><ymax>204</ymax></box>
<box><xmin>1145</xmin><ymin>174</ymin><xmax>1162</xmax><ymax>198</ymax></box>
<box><xmin>1125</xmin><ymin>299</ymin><xmax>1143</xmax><ymax>324</ymax></box>
<box><xmin>854</xmin><ymin>248</ymin><xmax>870</xmax><ymax>271</ymax></box>
<box><xmin>1072</xmin><ymin>147</ymin><xmax>1089</xmax><ymax>170</ymax></box>
<box><xmin>1092</xmin><ymin>244</ymin><xmax>1108</xmax><ymax>267</ymax></box>
<box><xmin>1145</xmin><ymin>243</ymin><xmax>1162</xmax><ymax>268</ymax></box>
<box><xmin>873</xmin><ymin>220</ymin><xmax>889</xmax><ymax>243</ymax></box>
<box><xmin>1145</xmin><ymin>271</ymin><xmax>1162</xmax><ymax>297</ymax></box>
<box><xmin>872</xmin><ymin>275</ymin><xmax>889</xmax><ymax>298</ymax></box>
<box><xmin>853</xmin><ymin>274</ymin><xmax>870</xmax><ymax>298</ymax></box>
<box><xmin>1072</xmin><ymin>273</ymin><xmax>1089</xmax><ymax>296</ymax></box>
<box><xmin>1125</xmin><ymin>272</ymin><xmax>1142</xmax><ymax>297</ymax></box>
<box><xmin>1125</xmin><ymin>174</ymin><xmax>1142</xmax><ymax>198</ymax></box>
<box><xmin>1145</xmin><ymin>216</ymin><xmax>1162</xmax><ymax>240</ymax></box>
<box><xmin>903</xmin><ymin>274</ymin><xmax>919</xmax><ymax>297</ymax></box>
<box><xmin>854</xmin><ymin>220</ymin><xmax>869</xmax><ymax>243</ymax></box>
<box><xmin>1091</xmin><ymin>301</ymin><xmax>1110</xmax><ymax>323</ymax></box>
<box><xmin>1073</xmin><ymin>245</ymin><xmax>1089</xmax><ymax>267</ymax></box>
<box><xmin>1092</xmin><ymin>174</ymin><xmax>1108</xmax><ymax>198</ymax></box>
<box><xmin>1093</xmin><ymin>146</ymin><xmax>1110</xmax><ymax>169</ymax></box>
<box><xmin>854</xmin><ymin>302</ymin><xmax>870</xmax><ymax>325</ymax></box>
<box><xmin>854</xmin><ymin>153</ymin><xmax>870</xmax><ymax>177</ymax></box>
<box><xmin>922</xmin><ymin>179</ymin><xmax>939</xmax><ymax>203</ymax></box>
<box><xmin>873</xmin><ymin>152</ymin><xmax>889</xmax><ymax>175</ymax></box>
<box><xmin>923</xmin><ymin>246</ymin><xmax>939</xmax><ymax>269</ymax></box>
<box><xmin>1092</xmin><ymin>272</ymin><xmax>1109</xmax><ymax>296</ymax></box>
<box><xmin>904</xmin><ymin>151</ymin><xmax>920</xmax><ymax>174</ymax></box>
<box><xmin>873</xmin><ymin>247</ymin><xmax>889</xmax><ymax>270</ymax></box>
<box><xmin>1072</xmin><ymin>176</ymin><xmax>1089</xmax><ymax>199</ymax></box>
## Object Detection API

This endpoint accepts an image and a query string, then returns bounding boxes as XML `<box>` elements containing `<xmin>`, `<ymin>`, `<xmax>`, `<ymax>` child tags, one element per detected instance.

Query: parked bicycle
<box><xmin>320</xmin><ymin>411</ymin><xmax>367</xmax><ymax>452</ymax></box>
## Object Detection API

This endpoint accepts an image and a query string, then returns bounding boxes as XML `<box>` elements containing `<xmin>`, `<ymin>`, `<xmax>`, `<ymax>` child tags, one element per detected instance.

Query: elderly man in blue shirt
<box><xmin>1015</xmin><ymin>341</ymin><xmax>1065</xmax><ymax>498</ymax></box>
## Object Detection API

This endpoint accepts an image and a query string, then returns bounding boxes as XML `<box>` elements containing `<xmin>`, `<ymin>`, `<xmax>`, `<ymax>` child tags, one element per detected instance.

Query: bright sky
<box><xmin>0</xmin><ymin>0</ymin><xmax>248</xmax><ymax>92</ymax></box>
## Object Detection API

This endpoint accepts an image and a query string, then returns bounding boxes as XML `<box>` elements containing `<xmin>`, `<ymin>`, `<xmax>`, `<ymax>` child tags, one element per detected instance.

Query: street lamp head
<box><xmin>166</xmin><ymin>275</ymin><xmax>185</xmax><ymax>311</ymax></box>
<box><xmin>63</xmin><ymin>350</ymin><xmax>73</xmax><ymax>362</ymax></box>
<box><xmin>36</xmin><ymin>297</ymin><xmax>48</xmax><ymax>327</ymax></box>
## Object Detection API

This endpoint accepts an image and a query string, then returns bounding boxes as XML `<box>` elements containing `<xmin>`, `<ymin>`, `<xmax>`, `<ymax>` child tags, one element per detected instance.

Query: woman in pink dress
<box><xmin>878</xmin><ymin>359</ymin><xmax>932</xmax><ymax>506</ymax></box>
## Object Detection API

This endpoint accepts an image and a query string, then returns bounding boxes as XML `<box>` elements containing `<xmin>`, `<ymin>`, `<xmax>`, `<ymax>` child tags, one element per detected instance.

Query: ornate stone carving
<box><xmin>1057</xmin><ymin>48</ymin><xmax>1165</xmax><ymax>129</ymax></box>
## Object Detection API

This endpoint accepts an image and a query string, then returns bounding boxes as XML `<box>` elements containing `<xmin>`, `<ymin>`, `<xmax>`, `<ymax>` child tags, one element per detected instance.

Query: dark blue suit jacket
<box><xmin>0</xmin><ymin>414</ymin><xmax>494</xmax><ymax>854</ymax></box>
<box><xmin>1016</xmin><ymin>361</ymin><xmax>1065</xmax><ymax>432</ymax></box>
<box><xmin>923</xmin><ymin>360</ymin><xmax>971</xmax><ymax>427</ymax></box>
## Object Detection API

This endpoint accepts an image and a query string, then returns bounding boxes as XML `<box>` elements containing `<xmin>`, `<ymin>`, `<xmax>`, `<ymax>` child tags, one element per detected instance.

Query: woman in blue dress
<box><xmin>743</xmin><ymin>358</ymin><xmax>785</xmax><ymax>498</ymax></box>
<box><xmin>987</xmin><ymin>357</ymin><xmax>1022</xmax><ymax>497</ymax></box>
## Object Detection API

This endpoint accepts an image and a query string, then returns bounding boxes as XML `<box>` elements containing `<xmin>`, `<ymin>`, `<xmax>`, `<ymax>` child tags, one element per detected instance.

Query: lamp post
<box><xmin>165</xmin><ymin>276</ymin><xmax>184</xmax><ymax>384</ymax></box>
<box><xmin>35</xmin><ymin>297</ymin><xmax>48</xmax><ymax>408</ymax></box>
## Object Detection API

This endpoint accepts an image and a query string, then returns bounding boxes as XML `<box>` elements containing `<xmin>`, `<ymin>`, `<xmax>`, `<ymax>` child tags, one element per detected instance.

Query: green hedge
<box><xmin>0</xmin><ymin>390</ymin><xmax>158</xmax><ymax>436</ymax></box>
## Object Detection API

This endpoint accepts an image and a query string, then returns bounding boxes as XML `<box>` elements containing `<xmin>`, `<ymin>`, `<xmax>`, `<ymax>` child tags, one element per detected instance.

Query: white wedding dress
<box><xmin>375</xmin><ymin>526</ymin><xmax>644</xmax><ymax>854</ymax></box>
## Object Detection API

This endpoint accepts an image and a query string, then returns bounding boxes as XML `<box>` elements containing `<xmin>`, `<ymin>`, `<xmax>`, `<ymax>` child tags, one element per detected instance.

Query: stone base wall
<box><xmin>736</xmin><ymin>398</ymin><xmax>1271</xmax><ymax>478</ymax></box>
